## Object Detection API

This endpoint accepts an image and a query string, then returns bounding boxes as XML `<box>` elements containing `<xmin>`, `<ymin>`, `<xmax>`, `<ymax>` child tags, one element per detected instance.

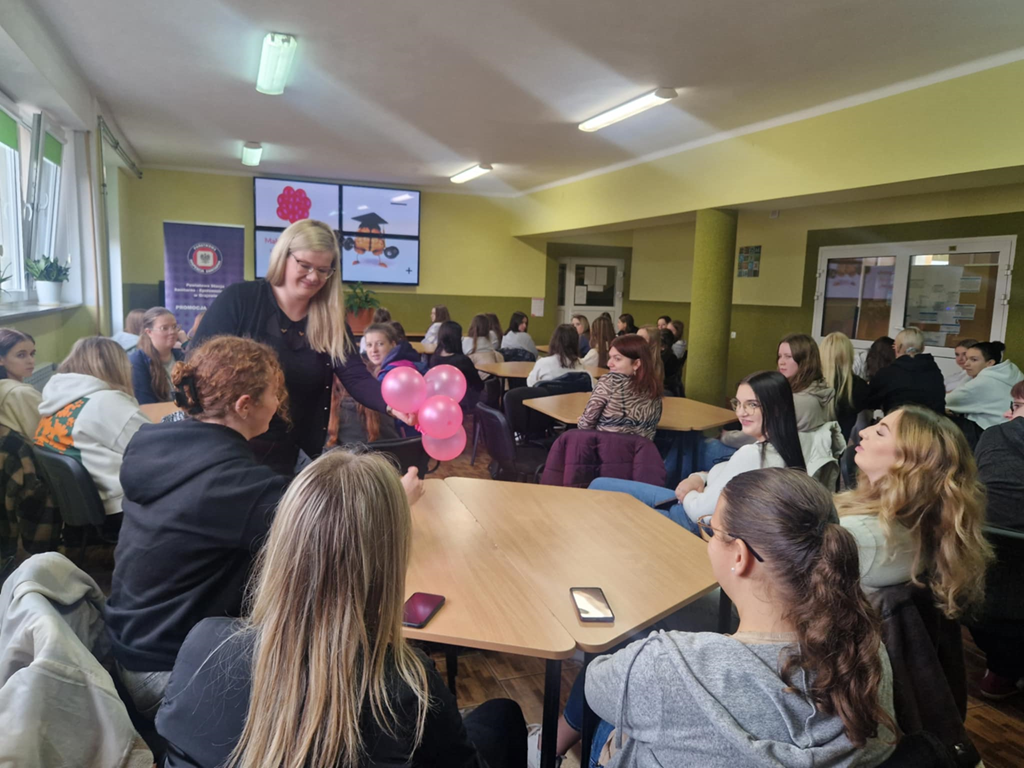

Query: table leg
<box><xmin>541</xmin><ymin>659</ymin><xmax>561</xmax><ymax>768</ymax></box>
<box><xmin>445</xmin><ymin>646</ymin><xmax>458</xmax><ymax>700</ymax></box>
<box><xmin>580</xmin><ymin>652</ymin><xmax>598</xmax><ymax>768</ymax></box>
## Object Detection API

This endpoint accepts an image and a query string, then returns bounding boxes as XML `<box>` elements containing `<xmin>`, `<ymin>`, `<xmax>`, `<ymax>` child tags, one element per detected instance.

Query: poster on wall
<box><xmin>163</xmin><ymin>222</ymin><xmax>245</xmax><ymax>334</ymax></box>
<box><xmin>737</xmin><ymin>245</ymin><xmax>761</xmax><ymax>278</ymax></box>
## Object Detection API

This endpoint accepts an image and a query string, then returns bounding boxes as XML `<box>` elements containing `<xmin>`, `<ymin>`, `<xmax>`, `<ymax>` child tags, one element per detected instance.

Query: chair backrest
<box><xmin>31</xmin><ymin>448</ymin><xmax>106</xmax><ymax>528</ymax></box>
<box><xmin>365</xmin><ymin>436</ymin><xmax>430</xmax><ymax>477</ymax></box>
<box><xmin>541</xmin><ymin>430</ymin><xmax>666</xmax><ymax>488</ymax></box>
<box><xmin>979</xmin><ymin>524</ymin><xmax>1024</xmax><ymax>623</ymax></box>
<box><xmin>536</xmin><ymin>372</ymin><xmax>592</xmax><ymax>396</ymax></box>
<box><xmin>481</xmin><ymin>376</ymin><xmax>502</xmax><ymax>408</ymax></box>
<box><xmin>498</xmin><ymin>347</ymin><xmax>535</xmax><ymax>363</ymax></box>
<box><xmin>475</xmin><ymin>403</ymin><xmax>518</xmax><ymax>479</ymax></box>
<box><xmin>503</xmin><ymin>387</ymin><xmax>555</xmax><ymax>439</ymax></box>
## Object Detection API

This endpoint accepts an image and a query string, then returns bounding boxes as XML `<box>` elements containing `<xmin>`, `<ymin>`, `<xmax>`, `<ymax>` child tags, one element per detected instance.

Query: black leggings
<box><xmin>464</xmin><ymin>698</ymin><xmax>528</xmax><ymax>768</ymax></box>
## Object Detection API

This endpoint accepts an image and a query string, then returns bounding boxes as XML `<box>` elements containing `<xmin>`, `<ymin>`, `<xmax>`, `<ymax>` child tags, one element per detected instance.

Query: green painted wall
<box><xmin>9</xmin><ymin>306</ymin><xmax>98</xmax><ymax>364</ymax></box>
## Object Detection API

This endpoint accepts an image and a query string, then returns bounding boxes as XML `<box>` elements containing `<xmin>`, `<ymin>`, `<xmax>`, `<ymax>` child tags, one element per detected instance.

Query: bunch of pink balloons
<box><xmin>380</xmin><ymin>365</ymin><xmax>468</xmax><ymax>461</ymax></box>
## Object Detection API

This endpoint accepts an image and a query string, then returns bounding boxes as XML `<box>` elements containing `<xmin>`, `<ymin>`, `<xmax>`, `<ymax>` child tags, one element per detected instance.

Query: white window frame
<box><xmin>813</xmin><ymin>235</ymin><xmax>1016</xmax><ymax>360</ymax></box>
<box><xmin>0</xmin><ymin>99</ymin><xmax>26</xmax><ymax>294</ymax></box>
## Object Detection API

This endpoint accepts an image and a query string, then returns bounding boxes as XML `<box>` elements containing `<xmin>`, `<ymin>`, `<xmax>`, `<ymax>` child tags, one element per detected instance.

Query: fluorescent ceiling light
<box><xmin>357</xmin><ymin>205</ymin><xmax>368</xmax><ymax>210</ymax></box>
<box><xmin>256</xmin><ymin>33</ymin><xmax>297</xmax><ymax>95</ymax></box>
<box><xmin>578</xmin><ymin>88</ymin><xmax>678</xmax><ymax>132</ymax></box>
<box><xmin>450</xmin><ymin>163</ymin><xmax>493</xmax><ymax>184</ymax></box>
<box><xmin>391</xmin><ymin>193</ymin><xmax>413</xmax><ymax>202</ymax></box>
<box><xmin>241</xmin><ymin>141</ymin><xmax>263</xmax><ymax>166</ymax></box>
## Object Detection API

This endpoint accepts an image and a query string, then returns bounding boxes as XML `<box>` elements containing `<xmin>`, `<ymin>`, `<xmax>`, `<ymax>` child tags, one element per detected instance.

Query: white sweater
<box><xmin>527</xmin><ymin>356</ymin><xmax>588</xmax><ymax>386</ymax></box>
<box><xmin>840</xmin><ymin>514</ymin><xmax>916</xmax><ymax>589</ymax></box>
<box><xmin>682</xmin><ymin>442</ymin><xmax>786</xmax><ymax>522</ymax></box>
<box><xmin>501</xmin><ymin>330</ymin><xmax>538</xmax><ymax>357</ymax></box>
<box><xmin>945</xmin><ymin>359</ymin><xmax>1024</xmax><ymax>429</ymax></box>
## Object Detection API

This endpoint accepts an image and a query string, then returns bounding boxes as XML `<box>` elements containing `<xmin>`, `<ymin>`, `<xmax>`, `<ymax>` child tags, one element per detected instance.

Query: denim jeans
<box><xmin>561</xmin><ymin>665</ymin><xmax>619</xmax><ymax>767</ymax></box>
<box><xmin>697</xmin><ymin>438</ymin><xmax>738</xmax><ymax>472</ymax></box>
<box><xmin>116</xmin><ymin>663</ymin><xmax>172</xmax><ymax>720</ymax></box>
<box><xmin>588</xmin><ymin>477</ymin><xmax>700</xmax><ymax>536</ymax></box>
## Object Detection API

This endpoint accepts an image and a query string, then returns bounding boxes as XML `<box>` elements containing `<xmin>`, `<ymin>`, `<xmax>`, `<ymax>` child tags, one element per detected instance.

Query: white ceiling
<box><xmin>23</xmin><ymin>0</ymin><xmax>1024</xmax><ymax>194</ymax></box>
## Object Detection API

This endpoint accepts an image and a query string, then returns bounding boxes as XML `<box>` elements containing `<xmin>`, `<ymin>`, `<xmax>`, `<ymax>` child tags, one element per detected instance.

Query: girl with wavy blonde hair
<box><xmin>837</xmin><ymin>404</ymin><xmax>993</xmax><ymax>619</ymax></box>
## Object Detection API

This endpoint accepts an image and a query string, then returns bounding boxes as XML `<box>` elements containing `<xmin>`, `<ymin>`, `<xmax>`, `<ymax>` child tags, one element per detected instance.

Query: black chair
<box><xmin>31</xmin><ymin>447</ymin><xmax>108</xmax><ymax>559</ymax></box>
<box><xmin>503</xmin><ymin>387</ymin><xmax>557</xmax><ymax>444</ymax></box>
<box><xmin>967</xmin><ymin>525</ymin><xmax>1024</xmax><ymax>691</ymax></box>
<box><xmin>475</xmin><ymin>404</ymin><xmax>547</xmax><ymax>482</ymax></box>
<box><xmin>365</xmin><ymin>436</ymin><xmax>433</xmax><ymax>477</ymax></box>
<box><xmin>471</xmin><ymin>377</ymin><xmax>503</xmax><ymax>465</ymax></box>
<box><xmin>877</xmin><ymin>731</ymin><xmax>957</xmax><ymax>768</ymax></box>
<box><xmin>497</xmin><ymin>347</ymin><xmax>536</xmax><ymax>363</ymax></box>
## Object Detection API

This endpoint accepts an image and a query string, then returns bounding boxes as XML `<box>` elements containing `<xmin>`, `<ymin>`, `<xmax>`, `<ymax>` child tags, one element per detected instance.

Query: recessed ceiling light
<box><xmin>256</xmin><ymin>33</ymin><xmax>297</xmax><ymax>95</ymax></box>
<box><xmin>241</xmin><ymin>141</ymin><xmax>263</xmax><ymax>166</ymax></box>
<box><xmin>391</xmin><ymin>193</ymin><xmax>413</xmax><ymax>202</ymax></box>
<box><xmin>450</xmin><ymin>164</ymin><xmax>493</xmax><ymax>184</ymax></box>
<box><xmin>578</xmin><ymin>88</ymin><xmax>678</xmax><ymax>132</ymax></box>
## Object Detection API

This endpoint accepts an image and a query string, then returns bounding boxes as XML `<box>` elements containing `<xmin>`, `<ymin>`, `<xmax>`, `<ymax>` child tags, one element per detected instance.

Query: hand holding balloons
<box><xmin>380</xmin><ymin>364</ymin><xmax>469</xmax><ymax>461</ymax></box>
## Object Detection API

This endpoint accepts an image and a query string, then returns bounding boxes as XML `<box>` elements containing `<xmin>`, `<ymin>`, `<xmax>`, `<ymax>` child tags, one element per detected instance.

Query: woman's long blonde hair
<box><xmin>820</xmin><ymin>332</ymin><xmax>855</xmax><ymax>414</ymax></box>
<box><xmin>265</xmin><ymin>219</ymin><xmax>349</xmax><ymax>363</ymax></box>
<box><xmin>228</xmin><ymin>450</ymin><xmax>429</xmax><ymax>768</ymax></box>
<box><xmin>58</xmin><ymin>337</ymin><xmax>134</xmax><ymax>396</ymax></box>
<box><xmin>835</xmin><ymin>405</ymin><xmax>993</xmax><ymax>619</ymax></box>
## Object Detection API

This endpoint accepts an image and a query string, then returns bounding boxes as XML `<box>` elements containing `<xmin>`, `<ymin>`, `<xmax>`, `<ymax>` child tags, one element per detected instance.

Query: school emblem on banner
<box><xmin>187</xmin><ymin>242</ymin><xmax>224</xmax><ymax>275</ymax></box>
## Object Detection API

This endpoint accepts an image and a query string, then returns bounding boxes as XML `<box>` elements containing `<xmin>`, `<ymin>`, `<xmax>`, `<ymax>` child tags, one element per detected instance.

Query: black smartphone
<box><xmin>403</xmin><ymin>592</ymin><xmax>446</xmax><ymax>628</ymax></box>
<box><xmin>570</xmin><ymin>587</ymin><xmax>614</xmax><ymax>623</ymax></box>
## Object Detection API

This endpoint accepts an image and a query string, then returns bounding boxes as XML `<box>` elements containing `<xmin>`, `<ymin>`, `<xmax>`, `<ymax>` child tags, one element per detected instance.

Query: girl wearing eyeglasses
<box><xmin>193</xmin><ymin>220</ymin><xmax>414</xmax><ymax>474</ymax></box>
<box><xmin>589</xmin><ymin>371</ymin><xmax>805</xmax><ymax>535</ymax></box>
<box><xmin>129</xmin><ymin>307</ymin><xmax>186</xmax><ymax>405</ymax></box>
<box><xmin>583</xmin><ymin>469</ymin><xmax>898</xmax><ymax>767</ymax></box>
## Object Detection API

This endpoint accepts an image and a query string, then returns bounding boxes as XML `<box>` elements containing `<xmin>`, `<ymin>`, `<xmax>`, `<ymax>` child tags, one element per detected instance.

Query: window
<box><xmin>29</xmin><ymin>133</ymin><xmax>63</xmax><ymax>266</ymax></box>
<box><xmin>813</xmin><ymin>236</ymin><xmax>1015</xmax><ymax>358</ymax></box>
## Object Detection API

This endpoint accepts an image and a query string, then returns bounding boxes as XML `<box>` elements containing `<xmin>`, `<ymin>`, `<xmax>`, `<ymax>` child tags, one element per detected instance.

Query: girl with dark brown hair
<box><xmin>777</xmin><ymin>333</ymin><xmax>835</xmax><ymax>431</ymax></box>
<box><xmin>581</xmin><ymin>315</ymin><xmax>615</xmax><ymax>368</ymax></box>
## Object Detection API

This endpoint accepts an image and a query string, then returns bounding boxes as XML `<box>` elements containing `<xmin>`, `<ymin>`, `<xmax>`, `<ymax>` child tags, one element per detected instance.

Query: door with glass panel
<box><xmin>813</xmin><ymin>237</ymin><xmax>1015</xmax><ymax>377</ymax></box>
<box><xmin>555</xmin><ymin>257</ymin><xmax>624</xmax><ymax>327</ymax></box>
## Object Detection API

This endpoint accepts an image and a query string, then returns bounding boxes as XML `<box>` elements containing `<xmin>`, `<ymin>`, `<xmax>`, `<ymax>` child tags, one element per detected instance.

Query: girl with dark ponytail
<box><xmin>582</xmin><ymin>468</ymin><xmax>897</xmax><ymax>767</ymax></box>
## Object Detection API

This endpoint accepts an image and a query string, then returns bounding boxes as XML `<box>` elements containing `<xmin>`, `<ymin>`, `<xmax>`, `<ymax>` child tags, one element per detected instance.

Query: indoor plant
<box><xmin>343</xmin><ymin>282</ymin><xmax>381</xmax><ymax>333</ymax></box>
<box><xmin>0</xmin><ymin>263</ymin><xmax>12</xmax><ymax>303</ymax></box>
<box><xmin>26</xmin><ymin>254</ymin><xmax>71</xmax><ymax>305</ymax></box>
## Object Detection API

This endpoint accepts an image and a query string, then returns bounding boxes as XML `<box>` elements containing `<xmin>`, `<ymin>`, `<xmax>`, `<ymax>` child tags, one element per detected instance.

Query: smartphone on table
<box><xmin>403</xmin><ymin>592</ymin><xmax>446</xmax><ymax>628</ymax></box>
<box><xmin>570</xmin><ymin>587</ymin><xmax>614</xmax><ymax>623</ymax></box>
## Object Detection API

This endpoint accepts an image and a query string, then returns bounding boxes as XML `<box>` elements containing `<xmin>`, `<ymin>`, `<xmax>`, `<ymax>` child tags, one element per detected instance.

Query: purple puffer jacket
<box><xmin>541</xmin><ymin>429</ymin><xmax>666</xmax><ymax>488</ymax></box>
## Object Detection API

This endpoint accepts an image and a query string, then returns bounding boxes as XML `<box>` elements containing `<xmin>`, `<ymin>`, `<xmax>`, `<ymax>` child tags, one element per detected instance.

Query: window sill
<box><xmin>0</xmin><ymin>301</ymin><xmax>83</xmax><ymax>322</ymax></box>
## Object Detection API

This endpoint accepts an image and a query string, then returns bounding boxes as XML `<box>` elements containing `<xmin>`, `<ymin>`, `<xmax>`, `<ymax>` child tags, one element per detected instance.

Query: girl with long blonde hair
<box><xmin>193</xmin><ymin>219</ymin><xmax>414</xmax><ymax>474</ymax></box>
<box><xmin>156</xmin><ymin>450</ymin><xmax>526</xmax><ymax>768</ymax></box>
<box><xmin>837</xmin><ymin>405</ymin><xmax>993</xmax><ymax>619</ymax></box>
<box><xmin>820</xmin><ymin>331</ymin><xmax>868</xmax><ymax>439</ymax></box>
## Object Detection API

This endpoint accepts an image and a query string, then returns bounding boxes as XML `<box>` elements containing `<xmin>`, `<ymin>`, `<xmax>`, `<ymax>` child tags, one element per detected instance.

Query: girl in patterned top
<box><xmin>577</xmin><ymin>334</ymin><xmax>663</xmax><ymax>439</ymax></box>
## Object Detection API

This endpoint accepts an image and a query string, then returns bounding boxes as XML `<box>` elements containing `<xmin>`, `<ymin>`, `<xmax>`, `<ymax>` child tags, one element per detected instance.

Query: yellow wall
<box><xmin>629</xmin><ymin>223</ymin><xmax>695</xmax><ymax>303</ymax></box>
<box><xmin>119</xmin><ymin>169</ymin><xmax>547</xmax><ymax>297</ymax></box>
<box><xmin>511</xmin><ymin>60</ymin><xmax>1024</xmax><ymax>237</ymax></box>
<box><xmin>10</xmin><ymin>306</ymin><xmax>97</xmax><ymax>364</ymax></box>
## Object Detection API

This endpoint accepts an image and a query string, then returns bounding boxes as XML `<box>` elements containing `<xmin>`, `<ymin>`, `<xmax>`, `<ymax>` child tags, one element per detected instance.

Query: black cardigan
<box><xmin>192</xmin><ymin>280</ymin><xmax>388</xmax><ymax>464</ymax></box>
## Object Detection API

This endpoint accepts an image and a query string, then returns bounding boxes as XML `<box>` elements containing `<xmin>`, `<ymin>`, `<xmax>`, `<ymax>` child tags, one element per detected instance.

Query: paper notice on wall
<box><xmin>574</xmin><ymin>286</ymin><xmax>588</xmax><ymax>304</ymax></box>
<box><xmin>953</xmin><ymin>304</ymin><xmax>976</xmax><ymax>320</ymax></box>
<box><xmin>939</xmin><ymin>323</ymin><xmax>961</xmax><ymax>333</ymax></box>
<box><xmin>593</xmin><ymin>267</ymin><xmax>608</xmax><ymax>286</ymax></box>
<box><xmin>584</xmin><ymin>267</ymin><xmax>596</xmax><ymax>286</ymax></box>
<box><xmin>531</xmin><ymin>297</ymin><xmax>544</xmax><ymax>317</ymax></box>
<box><xmin>923</xmin><ymin>332</ymin><xmax>947</xmax><ymax>347</ymax></box>
<box><xmin>959</xmin><ymin>275</ymin><xmax>982</xmax><ymax>292</ymax></box>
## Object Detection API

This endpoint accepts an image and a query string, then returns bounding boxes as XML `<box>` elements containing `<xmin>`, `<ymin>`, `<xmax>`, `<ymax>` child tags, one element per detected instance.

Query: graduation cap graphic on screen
<box><xmin>342</xmin><ymin>212</ymin><xmax>399</xmax><ymax>267</ymax></box>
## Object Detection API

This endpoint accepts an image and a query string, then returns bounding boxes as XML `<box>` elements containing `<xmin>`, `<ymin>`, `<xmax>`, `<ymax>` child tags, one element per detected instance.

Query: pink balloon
<box><xmin>424</xmin><ymin>365</ymin><xmax>467</xmax><ymax>403</ymax></box>
<box><xmin>381</xmin><ymin>367</ymin><xmax>427</xmax><ymax>414</ymax></box>
<box><xmin>418</xmin><ymin>395</ymin><xmax>463</xmax><ymax>439</ymax></box>
<box><xmin>423</xmin><ymin>426</ymin><xmax>467</xmax><ymax>461</ymax></box>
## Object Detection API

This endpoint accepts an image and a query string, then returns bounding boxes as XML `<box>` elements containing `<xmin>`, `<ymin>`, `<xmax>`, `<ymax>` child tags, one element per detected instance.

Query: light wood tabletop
<box><xmin>475</xmin><ymin>361</ymin><xmax>610</xmax><ymax>379</ymax></box>
<box><xmin>139</xmin><ymin>402</ymin><xmax>181</xmax><ymax>422</ymax></box>
<box><xmin>525</xmin><ymin>392</ymin><xmax>737</xmax><ymax>432</ymax></box>
<box><xmin>404</xmin><ymin>481</ymin><xmax>576</xmax><ymax>660</ymax></box>
<box><xmin>536</xmin><ymin>344</ymin><xmax>550</xmax><ymax>354</ymax></box>
<box><xmin>410</xmin><ymin>340</ymin><xmax>434</xmax><ymax>354</ymax></box>
<box><xmin>445</xmin><ymin>478</ymin><xmax>718</xmax><ymax>653</ymax></box>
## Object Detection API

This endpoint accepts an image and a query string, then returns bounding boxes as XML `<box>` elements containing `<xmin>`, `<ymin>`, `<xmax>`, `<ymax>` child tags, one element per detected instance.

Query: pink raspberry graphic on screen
<box><xmin>276</xmin><ymin>186</ymin><xmax>312</xmax><ymax>223</ymax></box>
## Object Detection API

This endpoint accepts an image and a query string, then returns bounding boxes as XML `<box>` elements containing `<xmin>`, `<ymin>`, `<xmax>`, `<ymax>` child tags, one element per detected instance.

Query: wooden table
<box><xmin>410</xmin><ymin>340</ymin><xmax>433</xmax><ymax>354</ymax></box>
<box><xmin>139</xmin><ymin>402</ymin><xmax>181</xmax><ymax>422</ymax></box>
<box><xmin>524</xmin><ymin>392</ymin><xmax>736</xmax><ymax>432</ymax></box>
<box><xmin>536</xmin><ymin>344</ymin><xmax>550</xmax><ymax>355</ymax></box>
<box><xmin>445</xmin><ymin>477</ymin><xmax>718</xmax><ymax>764</ymax></box>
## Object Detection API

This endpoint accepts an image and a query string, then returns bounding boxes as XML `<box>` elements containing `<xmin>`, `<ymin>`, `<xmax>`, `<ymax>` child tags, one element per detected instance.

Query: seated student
<box><xmin>857</xmin><ymin>335</ymin><xmax>896</xmax><ymax>382</ymax></box>
<box><xmin>389</xmin><ymin>320</ymin><xmax>423</xmax><ymax>364</ymax></box>
<box><xmin>111</xmin><ymin>308</ymin><xmax>145</xmax><ymax>351</ymax></box>
<box><xmin>591</xmin><ymin>371</ymin><xmax>805</xmax><ymax>535</ymax></box>
<box><xmin>669</xmin><ymin>319</ymin><xmax>687</xmax><ymax>360</ymax></box>
<box><xmin>358</xmin><ymin>307</ymin><xmax>392</xmax><ymax>355</ymax></box>
<box><xmin>777</xmin><ymin>333</ymin><xmax>835</xmax><ymax>430</ymax></box>
<box><xmin>583</xmin><ymin>469</ymin><xmax>897</xmax><ymax>768</ymax></box>
<box><xmin>946</xmin><ymin>341</ymin><xmax>1024</xmax><ymax>430</ymax></box>
<box><xmin>0</xmin><ymin>329</ymin><xmax>42</xmax><ymax>438</ymax></box>
<box><xmin>422</xmin><ymin>304</ymin><xmax>449</xmax><ymax>346</ymax></box>
<box><xmin>656</xmin><ymin>314</ymin><xmax>671</xmax><ymax>331</ymax></box>
<box><xmin>485</xmin><ymin>313</ymin><xmax>503</xmax><ymax>347</ymax></box>
<box><xmin>429</xmin><ymin>320</ymin><xmax>484</xmax><ymax>404</ymax></box>
<box><xmin>616</xmin><ymin>313</ymin><xmax>637</xmax><ymax>336</ymax></box>
<box><xmin>365</xmin><ymin>322</ymin><xmax>425</xmax><ymax>380</ymax></box>
<box><xmin>104</xmin><ymin>336</ymin><xmax>291</xmax><ymax>718</ymax></box>
<box><xmin>35</xmin><ymin>337</ymin><xmax>149</xmax><ymax>517</ymax></box>
<box><xmin>866</xmin><ymin>327</ymin><xmax>945</xmax><ymax>414</ymax></box>
<box><xmin>156</xmin><ymin>450</ymin><xmax>525</xmax><ymax>768</ymax></box>
<box><xmin>821</xmin><ymin>332</ymin><xmax>869</xmax><ymax>440</ymax></box>
<box><xmin>501</xmin><ymin>311</ymin><xmax>538</xmax><ymax>357</ymax></box>
<box><xmin>129</xmin><ymin>307</ymin><xmax>185</xmax><ymax>405</ymax></box>
<box><xmin>577</xmin><ymin>335</ymin><xmax>662</xmax><ymax>440</ymax></box>
<box><xmin>528</xmin><ymin>323</ymin><xmax>588</xmax><ymax>387</ymax></box>
<box><xmin>581</xmin><ymin>315</ymin><xmax>614</xmax><ymax>369</ymax></box>
<box><xmin>570</xmin><ymin>314</ymin><xmax>591</xmax><ymax>356</ymax></box>
<box><xmin>463</xmin><ymin>313</ymin><xmax>497</xmax><ymax>355</ymax></box>
<box><xmin>636</xmin><ymin>326</ymin><xmax>665</xmax><ymax>388</ymax></box>
<box><xmin>945</xmin><ymin>338</ymin><xmax>979</xmax><ymax>392</ymax></box>
<box><xmin>974</xmin><ymin>379</ymin><xmax>1024</xmax><ymax>531</ymax></box>
<box><xmin>660</xmin><ymin>328</ymin><xmax>683</xmax><ymax>396</ymax></box>
<box><xmin>837</xmin><ymin>405</ymin><xmax>992</xmax><ymax>603</ymax></box>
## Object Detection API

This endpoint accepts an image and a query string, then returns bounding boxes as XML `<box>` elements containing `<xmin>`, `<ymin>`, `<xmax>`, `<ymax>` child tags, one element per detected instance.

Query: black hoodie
<box><xmin>975</xmin><ymin>418</ymin><xmax>1024</xmax><ymax>531</ymax></box>
<box><xmin>105</xmin><ymin>419</ymin><xmax>288</xmax><ymax>671</ymax></box>
<box><xmin>866</xmin><ymin>353</ymin><xmax>946</xmax><ymax>415</ymax></box>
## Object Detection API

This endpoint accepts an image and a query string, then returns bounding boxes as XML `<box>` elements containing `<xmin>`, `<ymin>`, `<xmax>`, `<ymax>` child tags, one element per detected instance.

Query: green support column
<box><xmin>685</xmin><ymin>209</ymin><xmax>738</xmax><ymax>406</ymax></box>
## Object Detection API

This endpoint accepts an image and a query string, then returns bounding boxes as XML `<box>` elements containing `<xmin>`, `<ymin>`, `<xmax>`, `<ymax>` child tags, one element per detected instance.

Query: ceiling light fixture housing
<box><xmin>450</xmin><ymin>163</ymin><xmax>493</xmax><ymax>184</ymax></box>
<box><xmin>241</xmin><ymin>141</ymin><xmax>263</xmax><ymax>166</ymax></box>
<box><xmin>578</xmin><ymin>88</ymin><xmax>678</xmax><ymax>132</ymax></box>
<box><xmin>256</xmin><ymin>33</ymin><xmax>298</xmax><ymax>95</ymax></box>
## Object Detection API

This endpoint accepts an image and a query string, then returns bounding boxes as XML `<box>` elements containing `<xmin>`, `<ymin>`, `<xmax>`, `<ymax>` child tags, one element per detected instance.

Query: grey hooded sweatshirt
<box><xmin>585</xmin><ymin>630</ymin><xmax>896</xmax><ymax>768</ymax></box>
<box><xmin>793</xmin><ymin>379</ymin><xmax>835</xmax><ymax>432</ymax></box>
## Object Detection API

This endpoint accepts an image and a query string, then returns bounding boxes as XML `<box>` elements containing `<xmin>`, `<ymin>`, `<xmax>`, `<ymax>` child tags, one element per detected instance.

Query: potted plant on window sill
<box><xmin>343</xmin><ymin>282</ymin><xmax>381</xmax><ymax>333</ymax></box>
<box><xmin>0</xmin><ymin>263</ymin><xmax>12</xmax><ymax>304</ymax></box>
<box><xmin>26</xmin><ymin>255</ymin><xmax>71</xmax><ymax>306</ymax></box>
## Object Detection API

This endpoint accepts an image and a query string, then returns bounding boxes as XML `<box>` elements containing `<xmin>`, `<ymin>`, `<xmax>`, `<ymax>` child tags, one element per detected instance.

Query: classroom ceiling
<box><xmin>25</xmin><ymin>0</ymin><xmax>1024</xmax><ymax>195</ymax></box>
